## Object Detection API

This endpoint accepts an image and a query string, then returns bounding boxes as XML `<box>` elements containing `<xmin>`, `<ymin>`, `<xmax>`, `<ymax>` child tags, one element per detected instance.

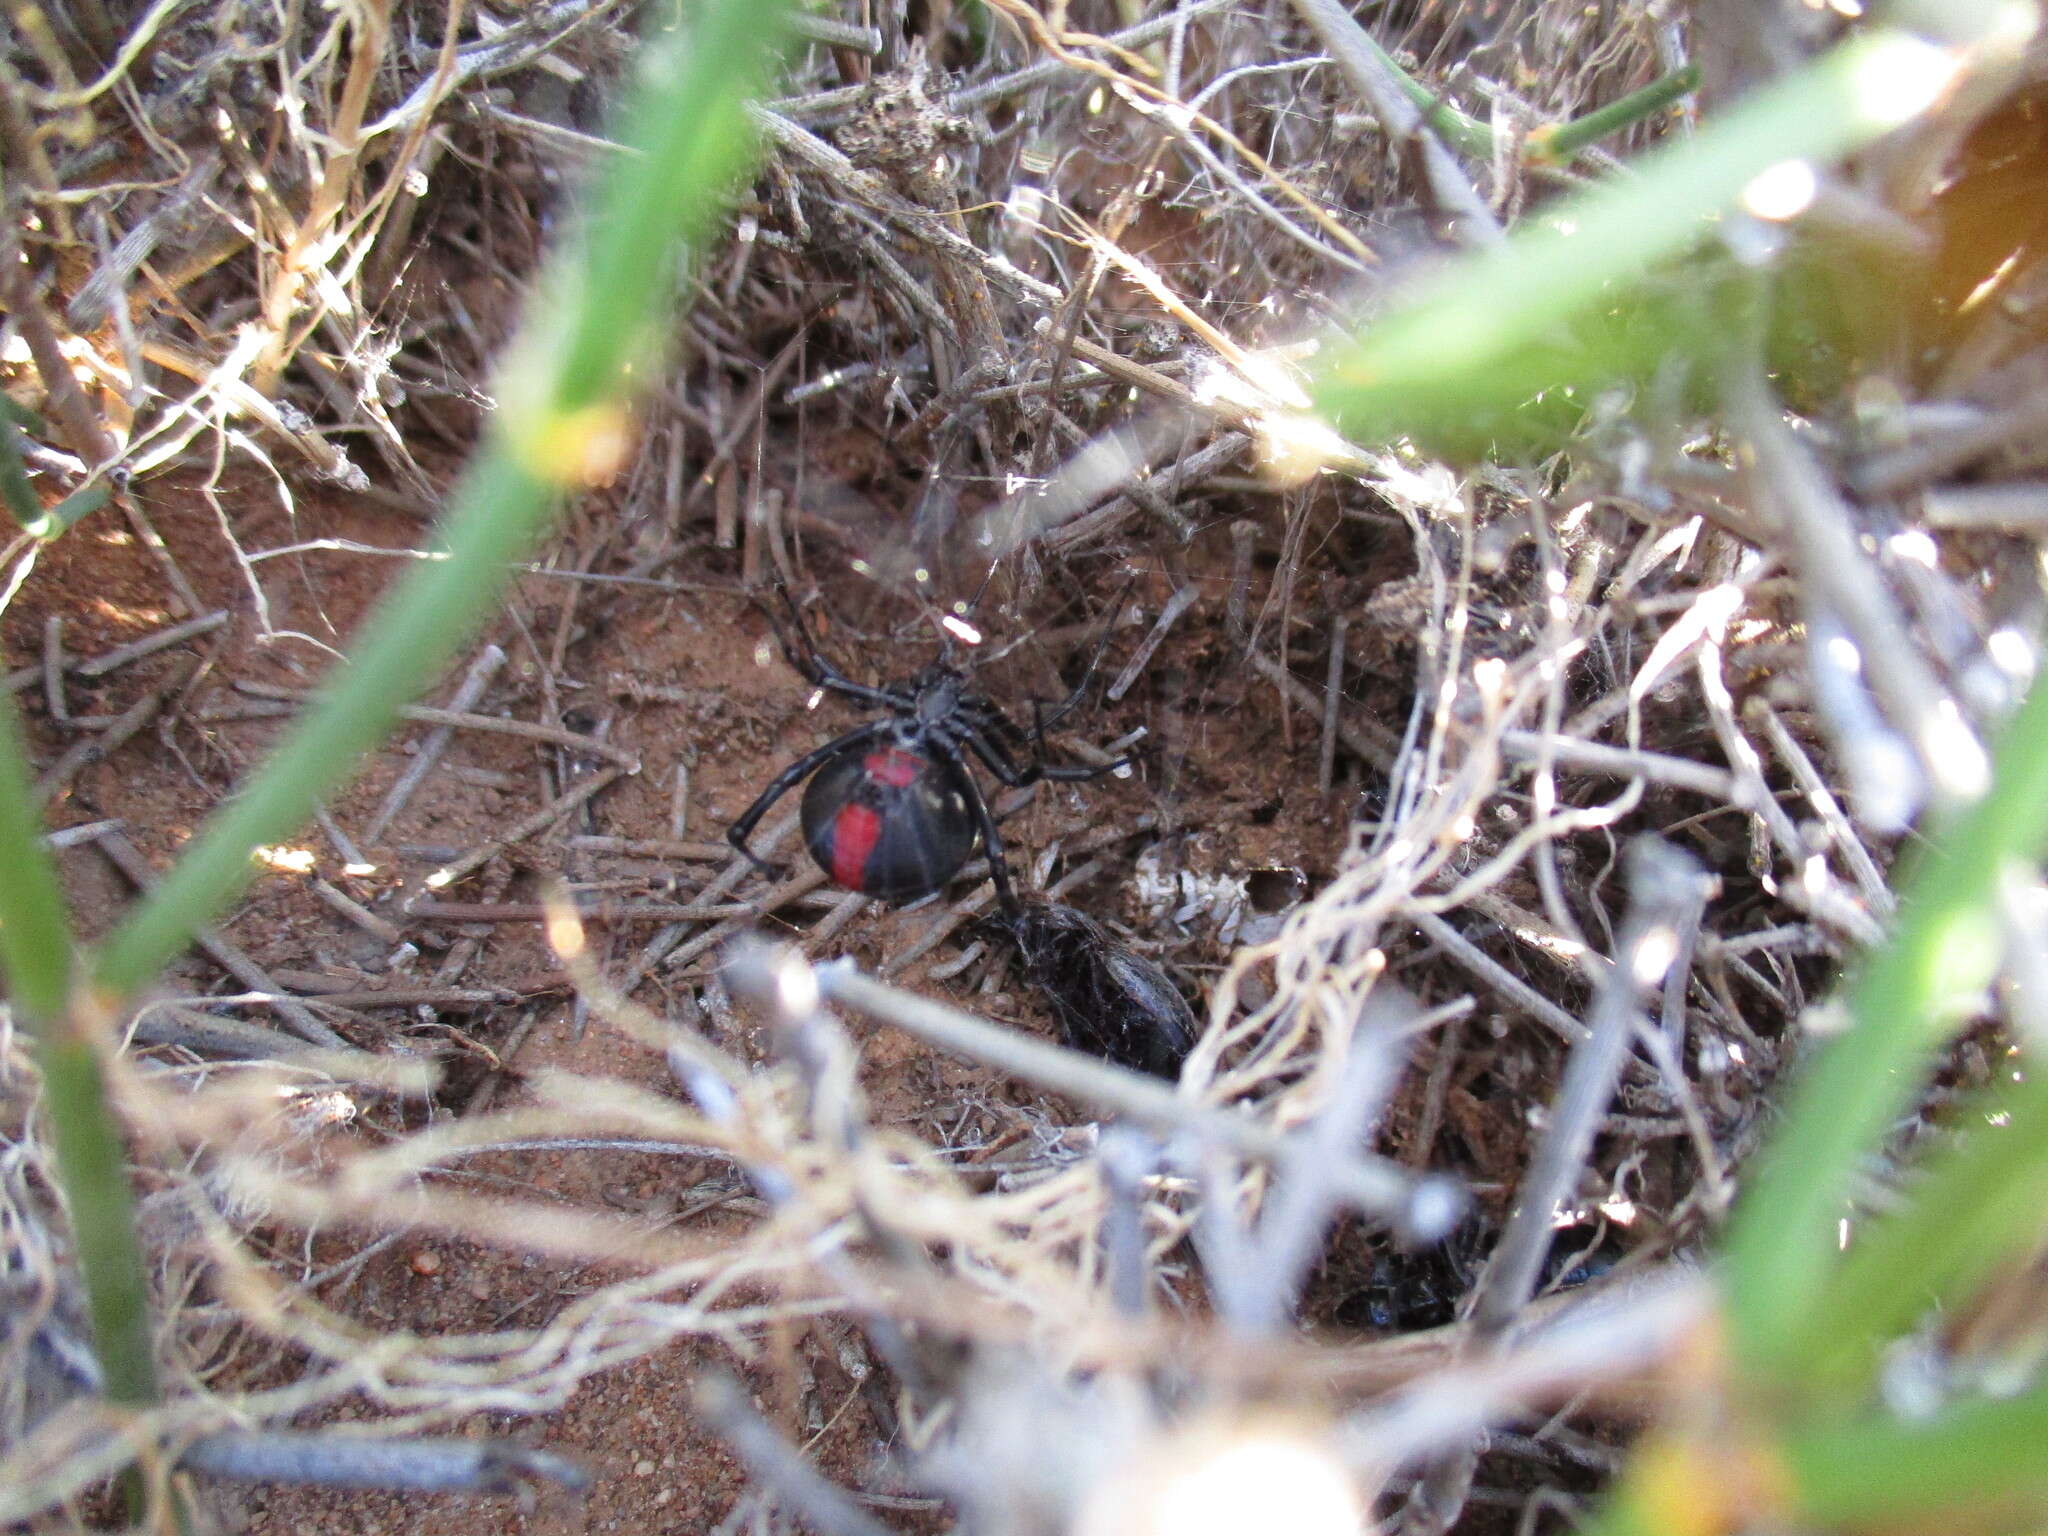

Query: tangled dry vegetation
<box><xmin>1</xmin><ymin>0</ymin><xmax>2040</xmax><ymax>1531</ymax></box>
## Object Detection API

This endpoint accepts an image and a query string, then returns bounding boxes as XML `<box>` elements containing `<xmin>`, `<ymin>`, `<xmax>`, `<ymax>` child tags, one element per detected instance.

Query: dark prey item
<box><xmin>992</xmin><ymin>899</ymin><xmax>1196</xmax><ymax>1078</ymax></box>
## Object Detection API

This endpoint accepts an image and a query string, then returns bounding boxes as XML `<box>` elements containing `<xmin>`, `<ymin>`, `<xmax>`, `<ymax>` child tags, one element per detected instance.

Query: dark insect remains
<box><xmin>727</xmin><ymin>593</ymin><xmax>1127</xmax><ymax>909</ymax></box>
<box><xmin>988</xmin><ymin>899</ymin><xmax>1196</xmax><ymax>1079</ymax></box>
<box><xmin>1338</xmin><ymin>1222</ymin><xmax>1623</xmax><ymax>1333</ymax></box>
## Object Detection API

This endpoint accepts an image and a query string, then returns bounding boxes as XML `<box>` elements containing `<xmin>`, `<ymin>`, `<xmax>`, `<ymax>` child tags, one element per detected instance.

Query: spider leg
<box><xmin>1026</xmin><ymin>690</ymin><xmax>1132</xmax><ymax>771</ymax></box>
<box><xmin>760</xmin><ymin>588</ymin><xmax>903</xmax><ymax>708</ymax></box>
<box><xmin>958</xmin><ymin>605</ymin><xmax>1130</xmax><ymax>775</ymax></box>
<box><xmin>1035</xmin><ymin>580</ymin><xmax>1133</xmax><ymax>734</ymax></box>
<box><xmin>959</xmin><ymin>725</ymin><xmax>1035</xmax><ymax>787</ymax></box>
<box><xmin>1024</xmin><ymin>657</ymin><xmax>1140</xmax><ymax>779</ymax></box>
<box><xmin>953</xmin><ymin>760</ymin><xmax>1022</xmax><ymax>917</ymax></box>
<box><xmin>958</xmin><ymin>698</ymin><xmax>1041</xmax><ymax>765</ymax></box>
<box><xmin>962</xmin><ymin>724</ymin><xmax>1129</xmax><ymax>787</ymax></box>
<box><xmin>726</xmin><ymin>720</ymin><xmax>894</xmax><ymax>877</ymax></box>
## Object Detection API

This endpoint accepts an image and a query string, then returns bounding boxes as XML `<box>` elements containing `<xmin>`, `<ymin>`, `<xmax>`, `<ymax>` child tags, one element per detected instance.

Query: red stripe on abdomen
<box><xmin>864</xmin><ymin>748</ymin><xmax>922</xmax><ymax>788</ymax></box>
<box><xmin>830</xmin><ymin>803</ymin><xmax>881</xmax><ymax>891</ymax></box>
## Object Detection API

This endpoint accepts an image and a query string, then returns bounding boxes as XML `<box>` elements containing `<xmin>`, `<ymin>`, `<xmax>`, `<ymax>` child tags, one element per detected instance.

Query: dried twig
<box><xmin>1286</xmin><ymin>0</ymin><xmax>1504</xmax><ymax>247</ymax></box>
<box><xmin>5</xmin><ymin>611</ymin><xmax>230</xmax><ymax>696</ymax></box>
<box><xmin>407</xmin><ymin>766</ymin><xmax>627</xmax><ymax>901</ymax></box>
<box><xmin>182</xmin><ymin>1429</ymin><xmax>589</xmax><ymax>1495</ymax></box>
<box><xmin>1402</xmin><ymin>840</ymin><xmax>1713</xmax><ymax>1536</ymax></box>
<box><xmin>91</xmin><ymin>828</ymin><xmax>350</xmax><ymax>1049</ymax></box>
<box><xmin>236</xmin><ymin>682</ymin><xmax>641</xmax><ymax>772</ymax></box>
<box><xmin>364</xmin><ymin>643</ymin><xmax>509</xmax><ymax>841</ymax></box>
<box><xmin>1732</xmin><ymin>367</ymin><xmax>1988</xmax><ymax>806</ymax></box>
<box><xmin>692</xmin><ymin>1374</ymin><xmax>895</xmax><ymax>1536</ymax></box>
<box><xmin>38</xmin><ymin>614</ymin><xmax>66</xmax><ymax>724</ymax></box>
<box><xmin>35</xmin><ymin>659</ymin><xmax>195</xmax><ymax>803</ymax></box>
<box><xmin>1107</xmin><ymin>585</ymin><xmax>1199</xmax><ymax>702</ymax></box>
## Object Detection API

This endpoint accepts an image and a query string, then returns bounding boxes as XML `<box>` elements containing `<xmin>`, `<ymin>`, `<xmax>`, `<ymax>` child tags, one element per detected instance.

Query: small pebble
<box><xmin>634</xmin><ymin>1459</ymin><xmax>656</xmax><ymax>1477</ymax></box>
<box><xmin>409</xmin><ymin>1249</ymin><xmax>443</xmax><ymax>1277</ymax></box>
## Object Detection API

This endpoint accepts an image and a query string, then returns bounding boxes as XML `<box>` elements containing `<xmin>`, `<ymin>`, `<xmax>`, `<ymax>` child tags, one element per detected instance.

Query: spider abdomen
<box><xmin>800</xmin><ymin>744</ymin><xmax>979</xmax><ymax>902</ymax></box>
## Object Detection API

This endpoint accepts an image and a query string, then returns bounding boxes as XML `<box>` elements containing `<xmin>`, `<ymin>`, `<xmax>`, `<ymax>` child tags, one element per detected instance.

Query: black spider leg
<box><xmin>947</xmin><ymin>736</ymin><xmax>1022</xmax><ymax>918</ymax></box>
<box><xmin>909</xmin><ymin>586</ymin><xmax>964</xmax><ymax>670</ymax></box>
<box><xmin>960</xmin><ymin>595</ymin><xmax>1134</xmax><ymax>776</ymax></box>
<box><xmin>960</xmin><ymin>700</ymin><xmax>1129</xmax><ymax>784</ymax></box>
<box><xmin>953</xmin><ymin>723</ymin><xmax>1105</xmax><ymax>918</ymax></box>
<box><xmin>1033</xmin><ymin>700</ymin><xmax>1136</xmax><ymax>777</ymax></box>
<box><xmin>954</xmin><ymin>696</ymin><xmax>1030</xmax><ymax>760</ymax></box>
<box><xmin>1036</xmin><ymin>581</ymin><xmax>1132</xmax><ymax>736</ymax></box>
<box><xmin>762</xmin><ymin>588</ymin><xmax>911</xmax><ymax>710</ymax></box>
<box><xmin>726</xmin><ymin>719</ymin><xmax>895</xmax><ymax>877</ymax></box>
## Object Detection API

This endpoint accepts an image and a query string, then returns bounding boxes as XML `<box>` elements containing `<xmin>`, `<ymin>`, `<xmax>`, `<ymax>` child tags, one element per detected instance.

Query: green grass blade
<box><xmin>0</xmin><ymin>416</ymin><xmax>48</xmax><ymax>535</ymax></box>
<box><xmin>0</xmin><ymin>694</ymin><xmax>156</xmax><ymax>1404</ymax></box>
<box><xmin>0</xmin><ymin>394</ymin><xmax>49</xmax><ymax>433</ymax></box>
<box><xmin>1597</xmin><ymin>1381</ymin><xmax>2048</xmax><ymax>1536</ymax></box>
<box><xmin>1723</xmin><ymin>665</ymin><xmax>2048</xmax><ymax>1382</ymax></box>
<box><xmin>33</xmin><ymin>481</ymin><xmax>113</xmax><ymax>540</ymax></box>
<box><xmin>1798</xmin><ymin>1068</ymin><xmax>2048</xmax><ymax>1400</ymax></box>
<box><xmin>93</xmin><ymin>0</ymin><xmax>791</xmax><ymax>999</ymax></box>
<box><xmin>1308</xmin><ymin>29</ymin><xmax>1956</xmax><ymax>455</ymax></box>
<box><xmin>89</xmin><ymin>451</ymin><xmax>555</xmax><ymax>997</ymax></box>
<box><xmin>0</xmin><ymin>691</ymin><xmax>73</xmax><ymax>1017</ymax></box>
<box><xmin>34</xmin><ymin>1017</ymin><xmax>161</xmax><ymax>1405</ymax></box>
<box><xmin>1369</xmin><ymin>36</ymin><xmax>1493</xmax><ymax>159</ymax></box>
<box><xmin>1299</xmin><ymin>24</ymin><xmax>1696</xmax><ymax>173</ymax></box>
<box><xmin>1788</xmin><ymin>1380</ymin><xmax>2048</xmax><ymax>1525</ymax></box>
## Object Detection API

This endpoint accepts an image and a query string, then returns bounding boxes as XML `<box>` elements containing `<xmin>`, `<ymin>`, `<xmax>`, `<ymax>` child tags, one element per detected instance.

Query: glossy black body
<box><xmin>726</xmin><ymin>593</ymin><xmax>1127</xmax><ymax>908</ymax></box>
<box><xmin>993</xmin><ymin>899</ymin><xmax>1196</xmax><ymax>1078</ymax></box>
<box><xmin>800</xmin><ymin>744</ymin><xmax>978</xmax><ymax>902</ymax></box>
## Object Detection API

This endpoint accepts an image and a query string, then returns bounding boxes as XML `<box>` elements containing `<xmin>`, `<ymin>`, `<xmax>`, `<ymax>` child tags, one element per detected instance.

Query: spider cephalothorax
<box><xmin>726</xmin><ymin>594</ymin><xmax>1126</xmax><ymax>910</ymax></box>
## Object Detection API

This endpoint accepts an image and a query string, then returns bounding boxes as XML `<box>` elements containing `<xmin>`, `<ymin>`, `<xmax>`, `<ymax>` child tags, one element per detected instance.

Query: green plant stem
<box><xmin>1596</xmin><ymin>1380</ymin><xmax>2048</xmax><ymax>1536</ymax></box>
<box><xmin>1356</xmin><ymin>28</ymin><xmax>1695</xmax><ymax>164</ymax></box>
<box><xmin>38</xmin><ymin>480</ymin><xmax>110</xmax><ymax>540</ymax></box>
<box><xmin>35</xmin><ymin>1023</ymin><xmax>160</xmax><ymax>1404</ymax></box>
<box><xmin>0</xmin><ymin>410</ymin><xmax>103</xmax><ymax>541</ymax></box>
<box><xmin>89</xmin><ymin>451</ymin><xmax>557</xmax><ymax>997</ymax></box>
<box><xmin>0</xmin><ymin>394</ymin><xmax>51</xmax><ymax>432</ymax></box>
<box><xmin>31</xmin><ymin>0</ymin><xmax>791</xmax><ymax>1433</ymax></box>
<box><xmin>1372</xmin><ymin>43</ymin><xmax>1493</xmax><ymax>159</ymax></box>
<box><xmin>1542</xmin><ymin>65</ymin><xmax>1700</xmax><ymax>160</ymax></box>
<box><xmin>1723</xmin><ymin>661</ymin><xmax>2048</xmax><ymax>1386</ymax></box>
<box><xmin>0</xmin><ymin>694</ymin><xmax>156</xmax><ymax>1404</ymax></box>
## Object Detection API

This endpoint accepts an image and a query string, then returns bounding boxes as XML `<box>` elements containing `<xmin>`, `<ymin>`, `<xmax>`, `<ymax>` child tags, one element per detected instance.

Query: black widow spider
<box><xmin>726</xmin><ymin>591</ymin><xmax>1128</xmax><ymax>913</ymax></box>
